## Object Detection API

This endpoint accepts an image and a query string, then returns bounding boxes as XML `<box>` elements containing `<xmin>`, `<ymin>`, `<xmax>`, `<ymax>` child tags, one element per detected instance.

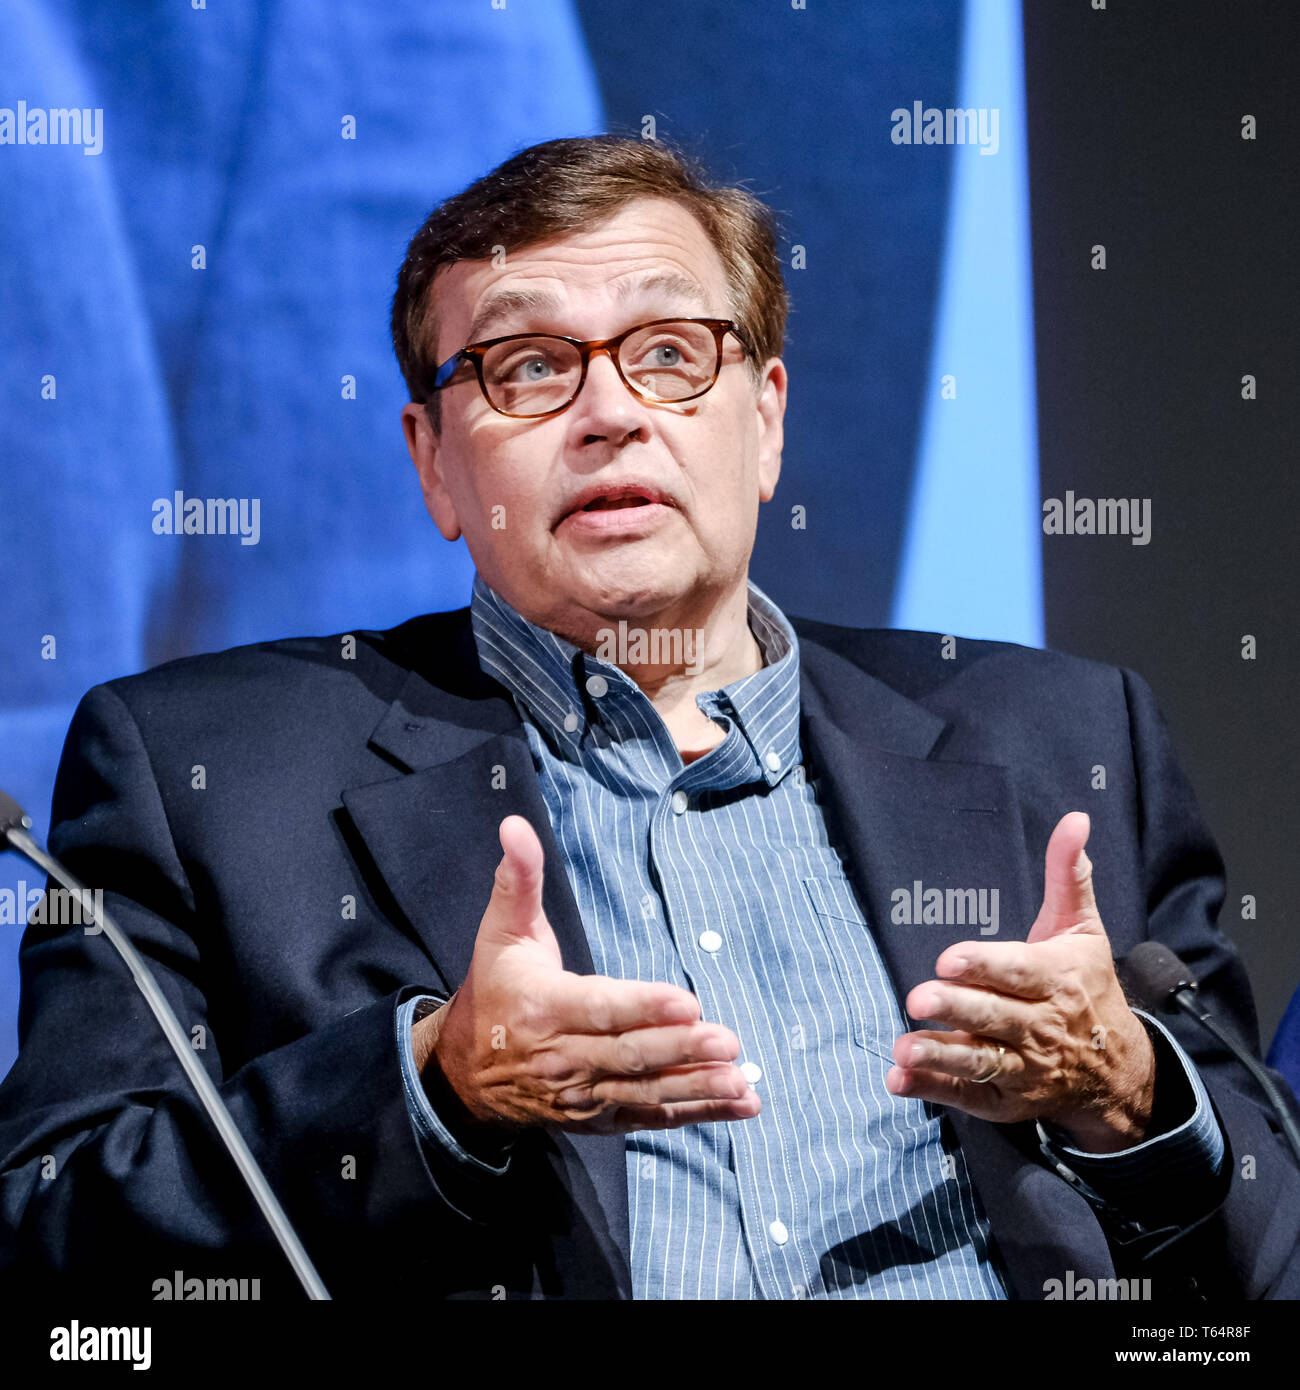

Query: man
<box><xmin>1</xmin><ymin>135</ymin><xmax>1297</xmax><ymax>1300</ymax></box>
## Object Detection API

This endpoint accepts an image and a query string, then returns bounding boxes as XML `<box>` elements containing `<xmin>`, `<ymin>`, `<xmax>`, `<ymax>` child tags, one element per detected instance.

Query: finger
<box><xmin>1028</xmin><ymin>811</ymin><xmax>1104</xmax><ymax>943</ymax></box>
<box><xmin>894</xmin><ymin>1029</ymin><xmax>1025</xmax><ymax>1085</ymax></box>
<box><xmin>580</xmin><ymin>1022</ymin><xmax>740</xmax><ymax>1079</ymax></box>
<box><xmin>886</xmin><ymin>1065</ymin><xmax>998</xmax><ymax>1114</ymax></box>
<box><xmin>545</xmin><ymin>972</ymin><xmax>701</xmax><ymax>1035</ymax></box>
<box><xmin>559</xmin><ymin>1061</ymin><xmax>751</xmax><ymax>1110</ymax></box>
<box><xmin>606</xmin><ymin>1092</ymin><xmax>763</xmax><ymax>1133</ymax></box>
<box><xmin>483</xmin><ymin>815</ymin><xmax>550</xmax><ymax>947</ymax></box>
<box><xmin>905</xmin><ymin>981</ymin><xmax>1035</xmax><ymax>1044</ymax></box>
<box><xmin>935</xmin><ymin>940</ymin><xmax>1056</xmax><ymax>999</ymax></box>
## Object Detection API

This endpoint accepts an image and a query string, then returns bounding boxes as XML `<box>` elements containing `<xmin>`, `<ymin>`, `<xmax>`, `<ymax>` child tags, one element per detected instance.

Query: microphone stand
<box><xmin>1166</xmin><ymin>984</ymin><xmax>1300</xmax><ymax>1170</ymax></box>
<box><xmin>2</xmin><ymin>799</ymin><xmax>330</xmax><ymax>1300</ymax></box>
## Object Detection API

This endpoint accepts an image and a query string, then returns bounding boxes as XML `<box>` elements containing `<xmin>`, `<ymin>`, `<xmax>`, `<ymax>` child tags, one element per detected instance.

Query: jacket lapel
<box><xmin>796</xmin><ymin>633</ymin><xmax>1116</xmax><ymax>1292</ymax></box>
<box><xmin>795</xmin><ymin>634</ymin><xmax>1037</xmax><ymax>1031</ymax></box>
<box><xmin>340</xmin><ymin>612</ymin><xmax>631</xmax><ymax>1296</ymax></box>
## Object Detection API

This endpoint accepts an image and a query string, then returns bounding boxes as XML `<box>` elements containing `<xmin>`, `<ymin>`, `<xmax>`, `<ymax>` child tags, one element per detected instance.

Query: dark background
<box><xmin>1022</xmin><ymin>4</ymin><xmax>1299</xmax><ymax>1049</ymax></box>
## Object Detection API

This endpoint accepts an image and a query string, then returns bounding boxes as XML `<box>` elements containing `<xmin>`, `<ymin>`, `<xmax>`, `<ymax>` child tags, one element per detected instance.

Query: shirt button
<box><xmin>585</xmin><ymin>674</ymin><xmax>608</xmax><ymax>698</ymax></box>
<box><xmin>768</xmin><ymin>1220</ymin><xmax>789</xmax><ymax>1246</ymax></box>
<box><xmin>764</xmin><ymin>750</ymin><xmax>782</xmax><ymax>773</ymax></box>
<box><xmin>563</xmin><ymin>711</ymin><xmax>580</xmax><ymax>732</ymax></box>
<box><xmin>671</xmin><ymin>790</ymin><xmax>689</xmax><ymax>815</ymax></box>
<box><xmin>699</xmin><ymin>929</ymin><xmax>723</xmax><ymax>953</ymax></box>
<box><xmin>740</xmin><ymin>1061</ymin><xmax>762</xmax><ymax>1085</ymax></box>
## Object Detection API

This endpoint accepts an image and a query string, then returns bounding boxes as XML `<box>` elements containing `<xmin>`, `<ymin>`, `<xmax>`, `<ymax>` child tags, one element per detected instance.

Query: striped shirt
<box><xmin>396</xmin><ymin>572</ymin><xmax>1223</xmax><ymax>1298</ymax></box>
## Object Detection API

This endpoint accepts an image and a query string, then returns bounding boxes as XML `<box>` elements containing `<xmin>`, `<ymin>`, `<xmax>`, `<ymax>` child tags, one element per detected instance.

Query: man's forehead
<box><xmin>463</xmin><ymin>269</ymin><xmax>714</xmax><ymax>345</ymax></box>
<box><xmin>434</xmin><ymin>200</ymin><xmax>729</xmax><ymax>354</ymax></box>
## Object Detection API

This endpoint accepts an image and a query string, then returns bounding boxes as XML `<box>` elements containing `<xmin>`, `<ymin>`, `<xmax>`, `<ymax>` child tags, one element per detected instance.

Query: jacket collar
<box><xmin>467</xmin><ymin>571</ymin><xmax>802</xmax><ymax>788</ymax></box>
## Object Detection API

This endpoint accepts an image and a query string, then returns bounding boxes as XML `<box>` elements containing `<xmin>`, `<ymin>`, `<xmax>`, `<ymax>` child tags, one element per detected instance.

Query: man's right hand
<box><xmin>414</xmin><ymin>814</ymin><xmax>760</xmax><ymax>1137</ymax></box>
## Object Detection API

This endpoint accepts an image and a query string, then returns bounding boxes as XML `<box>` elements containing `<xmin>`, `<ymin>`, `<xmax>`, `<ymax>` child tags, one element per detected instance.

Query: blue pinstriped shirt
<box><xmin>396</xmin><ymin>572</ymin><xmax>1224</xmax><ymax>1298</ymax></box>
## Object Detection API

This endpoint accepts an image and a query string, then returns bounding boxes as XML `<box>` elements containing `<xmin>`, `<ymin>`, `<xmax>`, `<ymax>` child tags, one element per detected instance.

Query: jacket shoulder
<box><xmin>84</xmin><ymin>608</ymin><xmax>476</xmax><ymax>730</ymax></box>
<box><xmin>786</xmin><ymin>615</ymin><xmax>1129</xmax><ymax>707</ymax></box>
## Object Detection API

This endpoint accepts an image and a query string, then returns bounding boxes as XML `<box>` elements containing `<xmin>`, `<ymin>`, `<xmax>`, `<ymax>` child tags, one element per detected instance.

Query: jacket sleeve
<box><xmin>0</xmin><ymin>683</ymin><xmax>531</xmax><ymax>1300</ymax></box>
<box><xmin>1092</xmin><ymin>666</ymin><xmax>1300</xmax><ymax>1298</ymax></box>
<box><xmin>395</xmin><ymin>993</ymin><xmax>519</xmax><ymax>1220</ymax></box>
<box><xmin>1036</xmin><ymin>1009</ymin><xmax>1225</xmax><ymax>1228</ymax></box>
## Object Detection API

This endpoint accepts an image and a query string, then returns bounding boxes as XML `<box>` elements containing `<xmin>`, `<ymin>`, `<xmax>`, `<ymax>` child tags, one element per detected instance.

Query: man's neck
<box><xmin>648</xmin><ymin>618</ymin><xmax>764</xmax><ymax>761</ymax></box>
<box><xmin>547</xmin><ymin>580</ymin><xmax>767</xmax><ymax>760</ymax></box>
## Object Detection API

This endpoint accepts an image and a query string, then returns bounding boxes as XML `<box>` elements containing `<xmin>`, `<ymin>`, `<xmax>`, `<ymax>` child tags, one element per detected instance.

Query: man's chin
<box><xmin>562</xmin><ymin>564</ymin><xmax>695</xmax><ymax>623</ymax></box>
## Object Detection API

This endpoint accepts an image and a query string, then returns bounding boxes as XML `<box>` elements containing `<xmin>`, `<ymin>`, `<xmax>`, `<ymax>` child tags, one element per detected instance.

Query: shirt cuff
<box><xmin>396</xmin><ymin>993</ymin><xmax>516</xmax><ymax>1186</ymax></box>
<box><xmin>1036</xmin><ymin>1009</ymin><xmax>1225</xmax><ymax>1229</ymax></box>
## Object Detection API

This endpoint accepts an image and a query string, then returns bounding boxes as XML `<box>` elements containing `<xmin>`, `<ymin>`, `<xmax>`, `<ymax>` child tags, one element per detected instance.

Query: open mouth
<box><xmin>557</xmin><ymin>483</ymin><xmax>673</xmax><ymax>532</ymax></box>
<box><xmin>580</xmin><ymin>495</ymin><xmax>655</xmax><ymax>511</ymax></box>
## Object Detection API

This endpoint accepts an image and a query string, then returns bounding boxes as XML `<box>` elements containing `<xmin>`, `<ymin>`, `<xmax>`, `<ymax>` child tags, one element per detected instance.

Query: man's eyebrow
<box><xmin>613</xmin><ymin>270</ymin><xmax>712</xmax><ymax>312</ymax></box>
<box><xmin>464</xmin><ymin>270</ymin><xmax>713</xmax><ymax>345</ymax></box>
<box><xmin>466</xmin><ymin>289</ymin><xmax>563</xmax><ymax>346</ymax></box>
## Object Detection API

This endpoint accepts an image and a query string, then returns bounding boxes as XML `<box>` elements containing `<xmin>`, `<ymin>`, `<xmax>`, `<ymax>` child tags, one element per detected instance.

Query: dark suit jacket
<box><xmin>1</xmin><ymin>607</ymin><xmax>1298</xmax><ymax>1300</ymax></box>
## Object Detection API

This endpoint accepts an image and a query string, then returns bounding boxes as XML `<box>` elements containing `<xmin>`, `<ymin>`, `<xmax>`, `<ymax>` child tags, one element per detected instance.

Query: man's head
<box><xmin>392</xmin><ymin>135</ymin><xmax>789</xmax><ymax>648</ymax></box>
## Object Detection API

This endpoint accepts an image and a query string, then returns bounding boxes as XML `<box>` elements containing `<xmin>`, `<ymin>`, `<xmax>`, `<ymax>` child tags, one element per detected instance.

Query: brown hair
<box><xmin>390</xmin><ymin>134</ymin><xmax>789</xmax><ymax>432</ymax></box>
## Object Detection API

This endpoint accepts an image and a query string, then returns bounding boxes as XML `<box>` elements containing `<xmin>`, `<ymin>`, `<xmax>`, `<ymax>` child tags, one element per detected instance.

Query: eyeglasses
<box><xmin>427</xmin><ymin>317</ymin><xmax>752</xmax><ymax>419</ymax></box>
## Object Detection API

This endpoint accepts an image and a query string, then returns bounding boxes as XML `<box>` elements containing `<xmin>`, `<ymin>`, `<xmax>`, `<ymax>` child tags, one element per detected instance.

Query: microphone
<box><xmin>1125</xmin><ymin>940</ymin><xmax>1300</xmax><ymax>1168</ymax></box>
<box><xmin>1</xmin><ymin>788</ymin><xmax>330</xmax><ymax>1300</ymax></box>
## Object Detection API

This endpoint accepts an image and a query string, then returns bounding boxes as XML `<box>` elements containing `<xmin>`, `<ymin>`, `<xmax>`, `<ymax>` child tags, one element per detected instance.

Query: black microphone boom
<box><xmin>1125</xmin><ymin>940</ymin><xmax>1300</xmax><ymax>1169</ymax></box>
<box><xmin>0</xmin><ymin>787</ymin><xmax>330</xmax><ymax>1300</ymax></box>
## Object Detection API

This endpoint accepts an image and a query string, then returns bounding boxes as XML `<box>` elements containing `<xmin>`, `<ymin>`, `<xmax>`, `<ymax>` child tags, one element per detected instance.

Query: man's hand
<box><xmin>412</xmin><ymin>814</ymin><xmax>760</xmax><ymax>1137</ymax></box>
<box><xmin>887</xmin><ymin>811</ymin><xmax>1157</xmax><ymax>1153</ymax></box>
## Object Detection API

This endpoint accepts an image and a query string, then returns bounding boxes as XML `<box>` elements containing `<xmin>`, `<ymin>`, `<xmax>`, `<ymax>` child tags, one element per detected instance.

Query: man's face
<box><xmin>402</xmin><ymin>197</ymin><xmax>786</xmax><ymax>640</ymax></box>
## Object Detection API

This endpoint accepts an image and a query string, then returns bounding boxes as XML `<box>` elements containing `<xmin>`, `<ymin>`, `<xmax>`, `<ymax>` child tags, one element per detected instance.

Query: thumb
<box><xmin>1027</xmin><ymin>811</ymin><xmax>1104</xmax><ymax>943</ymax></box>
<box><xmin>478</xmin><ymin>815</ymin><xmax>562</xmax><ymax>962</ymax></box>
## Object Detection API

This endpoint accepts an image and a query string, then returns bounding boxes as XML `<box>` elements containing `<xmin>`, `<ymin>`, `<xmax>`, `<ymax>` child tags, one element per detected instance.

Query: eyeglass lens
<box><xmin>480</xmin><ymin>320</ymin><xmax>720</xmax><ymax>416</ymax></box>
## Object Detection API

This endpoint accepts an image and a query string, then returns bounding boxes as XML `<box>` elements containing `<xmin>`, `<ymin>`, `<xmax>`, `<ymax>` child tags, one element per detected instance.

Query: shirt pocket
<box><xmin>801</xmin><ymin>874</ymin><xmax>900</xmax><ymax>1064</ymax></box>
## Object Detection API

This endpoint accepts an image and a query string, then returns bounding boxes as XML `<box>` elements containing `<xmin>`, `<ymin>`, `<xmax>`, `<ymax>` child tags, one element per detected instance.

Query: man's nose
<box><xmin>573</xmin><ymin>346</ymin><xmax>646</xmax><ymax>425</ymax></box>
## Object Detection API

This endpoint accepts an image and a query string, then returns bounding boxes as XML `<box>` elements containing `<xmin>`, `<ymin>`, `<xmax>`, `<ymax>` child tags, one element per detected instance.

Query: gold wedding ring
<box><xmin>970</xmin><ymin>1043</ymin><xmax>1006</xmax><ymax>1084</ymax></box>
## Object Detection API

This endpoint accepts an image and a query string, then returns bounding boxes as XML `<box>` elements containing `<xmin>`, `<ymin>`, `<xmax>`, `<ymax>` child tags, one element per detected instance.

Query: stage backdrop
<box><xmin>2</xmin><ymin>0</ymin><xmax>1295</xmax><ymax>1086</ymax></box>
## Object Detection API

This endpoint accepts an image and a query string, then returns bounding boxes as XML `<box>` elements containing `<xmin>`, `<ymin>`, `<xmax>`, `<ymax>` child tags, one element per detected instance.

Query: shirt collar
<box><xmin>469</xmin><ymin>570</ymin><xmax>801</xmax><ymax>786</ymax></box>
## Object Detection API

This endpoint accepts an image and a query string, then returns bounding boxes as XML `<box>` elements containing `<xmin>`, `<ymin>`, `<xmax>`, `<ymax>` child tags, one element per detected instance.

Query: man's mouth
<box><xmin>580</xmin><ymin>495</ymin><xmax>654</xmax><ymax>511</ymax></box>
<box><xmin>558</xmin><ymin>482</ymin><xmax>674</xmax><ymax>527</ymax></box>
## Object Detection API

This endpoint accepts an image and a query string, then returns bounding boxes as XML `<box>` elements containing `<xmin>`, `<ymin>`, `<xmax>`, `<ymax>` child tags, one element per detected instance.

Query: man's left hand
<box><xmin>888</xmin><ymin>811</ymin><xmax>1157</xmax><ymax>1154</ymax></box>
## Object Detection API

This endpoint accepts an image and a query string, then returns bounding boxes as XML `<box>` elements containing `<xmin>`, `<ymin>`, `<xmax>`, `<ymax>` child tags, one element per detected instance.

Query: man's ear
<box><xmin>755</xmin><ymin>358</ymin><xmax>787</xmax><ymax>502</ymax></box>
<box><xmin>401</xmin><ymin>402</ymin><xmax>462</xmax><ymax>541</ymax></box>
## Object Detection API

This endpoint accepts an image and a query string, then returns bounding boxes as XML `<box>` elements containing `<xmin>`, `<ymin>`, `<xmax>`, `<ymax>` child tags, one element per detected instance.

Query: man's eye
<box><xmin>636</xmin><ymin>341</ymin><xmax>686</xmax><ymax>368</ymax></box>
<box><xmin>493</xmin><ymin>353</ymin><xmax>555</xmax><ymax>384</ymax></box>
